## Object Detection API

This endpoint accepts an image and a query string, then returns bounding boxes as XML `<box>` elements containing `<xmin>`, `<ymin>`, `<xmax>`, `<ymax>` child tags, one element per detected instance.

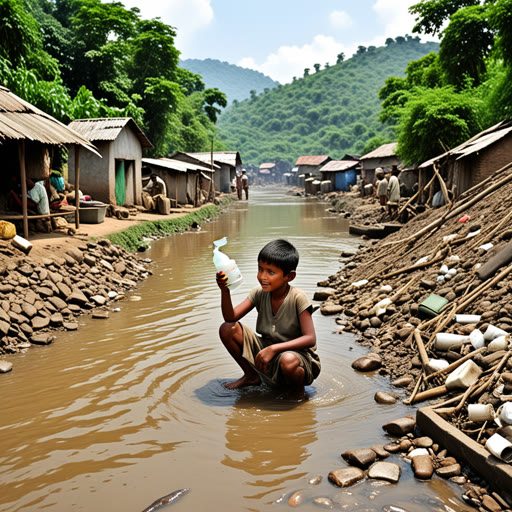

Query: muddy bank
<box><xmin>317</xmin><ymin>164</ymin><xmax>512</xmax><ymax>497</ymax></box>
<box><xmin>0</xmin><ymin>203</ymin><xmax>227</xmax><ymax>365</ymax></box>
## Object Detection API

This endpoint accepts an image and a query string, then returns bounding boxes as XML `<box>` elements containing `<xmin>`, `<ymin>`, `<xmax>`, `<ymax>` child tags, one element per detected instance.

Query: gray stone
<box><xmin>374</xmin><ymin>391</ymin><xmax>399</xmax><ymax>404</ymax></box>
<box><xmin>436</xmin><ymin>463</ymin><xmax>461</xmax><ymax>478</ymax></box>
<box><xmin>391</xmin><ymin>376</ymin><xmax>414</xmax><ymax>388</ymax></box>
<box><xmin>369</xmin><ymin>445</ymin><xmax>390</xmax><ymax>459</ymax></box>
<box><xmin>313</xmin><ymin>288</ymin><xmax>336</xmax><ymax>301</ymax></box>
<box><xmin>320</xmin><ymin>303</ymin><xmax>343</xmax><ymax>315</ymax></box>
<box><xmin>413</xmin><ymin>436</ymin><xmax>433</xmax><ymax>448</ymax></box>
<box><xmin>37</xmin><ymin>286</ymin><xmax>54</xmax><ymax>298</ymax></box>
<box><xmin>56</xmin><ymin>282</ymin><xmax>72</xmax><ymax>300</ymax></box>
<box><xmin>342</xmin><ymin>448</ymin><xmax>377</xmax><ymax>468</ymax></box>
<box><xmin>48</xmin><ymin>296</ymin><xmax>67</xmax><ymax>310</ymax></box>
<box><xmin>50</xmin><ymin>313</ymin><xmax>64</xmax><ymax>326</ymax></box>
<box><xmin>0</xmin><ymin>320</ymin><xmax>10</xmax><ymax>336</ymax></box>
<box><xmin>63</xmin><ymin>322</ymin><xmax>79</xmax><ymax>331</ymax></box>
<box><xmin>328</xmin><ymin>467</ymin><xmax>365</xmax><ymax>487</ymax></box>
<box><xmin>368</xmin><ymin>461</ymin><xmax>401</xmax><ymax>483</ymax></box>
<box><xmin>0</xmin><ymin>360</ymin><xmax>13</xmax><ymax>373</ymax></box>
<box><xmin>100</xmin><ymin>259</ymin><xmax>114</xmax><ymax>272</ymax></box>
<box><xmin>32</xmin><ymin>316</ymin><xmax>50</xmax><ymax>330</ymax></box>
<box><xmin>312</xmin><ymin>497</ymin><xmax>333</xmax><ymax>508</ymax></box>
<box><xmin>30</xmin><ymin>333</ymin><xmax>53</xmax><ymax>345</ymax></box>
<box><xmin>351</xmin><ymin>355</ymin><xmax>382</xmax><ymax>372</ymax></box>
<box><xmin>22</xmin><ymin>303</ymin><xmax>37</xmax><ymax>318</ymax></box>
<box><xmin>411</xmin><ymin>454</ymin><xmax>433</xmax><ymax>479</ymax></box>
<box><xmin>66</xmin><ymin>248</ymin><xmax>84</xmax><ymax>263</ymax></box>
<box><xmin>382</xmin><ymin>416</ymin><xmax>416</xmax><ymax>436</ymax></box>
<box><xmin>92</xmin><ymin>310</ymin><xmax>109</xmax><ymax>319</ymax></box>
<box><xmin>91</xmin><ymin>295</ymin><xmax>106</xmax><ymax>306</ymax></box>
<box><xmin>68</xmin><ymin>289</ymin><xmax>88</xmax><ymax>306</ymax></box>
<box><xmin>17</xmin><ymin>264</ymin><xmax>34</xmax><ymax>276</ymax></box>
<box><xmin>84</xmin><ymin>254</ymin><xmax>96</xmax><ymax>267</ymax></box>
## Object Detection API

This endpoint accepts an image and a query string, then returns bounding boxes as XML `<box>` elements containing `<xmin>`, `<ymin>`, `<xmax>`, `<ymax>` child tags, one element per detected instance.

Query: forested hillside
<box><xmin>180</xmin><ymin>58</ymin><xmax>278</xmax><ymax>105</ymax></box>
<box><xmin>217</xmin><ymin>39</ymin><xmax>439</xmax><ymax>165</ymax></box>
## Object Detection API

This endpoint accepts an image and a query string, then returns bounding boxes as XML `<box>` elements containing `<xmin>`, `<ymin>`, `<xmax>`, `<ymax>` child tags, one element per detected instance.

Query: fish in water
<box><xmin>141</xmin><ymin>489</ymin><xmax>190</xmax><ymax>512</ymax></box>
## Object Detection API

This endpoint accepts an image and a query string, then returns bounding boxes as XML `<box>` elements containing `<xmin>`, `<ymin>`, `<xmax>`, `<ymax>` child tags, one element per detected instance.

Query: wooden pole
<box><xmin>75</xmin><ymin>146</ymin><xmax>80</xmax><ymax>230</ymax></box>
<box><xmin>18</xmin><ymin>140</ymin><xmax>28</xmax><ymax>239</ymax></box>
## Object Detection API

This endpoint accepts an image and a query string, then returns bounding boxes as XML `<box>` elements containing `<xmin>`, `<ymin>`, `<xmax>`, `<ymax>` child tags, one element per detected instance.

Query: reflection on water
<box><xmin>0</xmin><ymin>188</ymin><xmax>473</xmax><ymax>512</ymax></box>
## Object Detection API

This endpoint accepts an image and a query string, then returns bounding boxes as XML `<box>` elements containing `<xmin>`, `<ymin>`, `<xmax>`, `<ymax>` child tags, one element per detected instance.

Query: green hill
<box><xmin>179</xmin><ymin>58</ymin><xmax>279</xmax><ymax>105</ymax></box>
<box><xmin>216</xmin><ymin>39</ymin><xmax>439</xmax><ymax>165</ymax></box>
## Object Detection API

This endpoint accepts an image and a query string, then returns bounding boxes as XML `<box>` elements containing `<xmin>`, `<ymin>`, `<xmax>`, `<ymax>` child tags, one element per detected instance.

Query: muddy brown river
<box><xmin>0</xmin><ymin>188</ymin><xmax>473</xmax><ymax>511</ymax></box>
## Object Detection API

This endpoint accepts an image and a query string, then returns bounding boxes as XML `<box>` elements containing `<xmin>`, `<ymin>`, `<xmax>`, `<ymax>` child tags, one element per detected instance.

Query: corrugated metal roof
<box><xmin>260</xmin><ymin>162</ymin><xmax>276</xmax><ymax>169</ymax></box>
<box><xmin>0</xmin><ymin>85</ymin><xmax>99</xmax><ymax>154</ymax></box>
<box><xmin>68</xmin><ymin>117</ymin><xmax>153</xmax><ymax>149</ymax></box>
<box><xmin>295</xmin><ymin>155</ymin><xmax>330</xmax><ymax>166</ymax></box>
<box><xmin>419</xmin><ymin>120</ymin><xmax>512</xmax><ymax>168</ymax></box>
<box><xmin>142</xmin><ymin>157</ymin><xmax>214</xmax><ymax>173</ymax></box>
<box><xmin>169</xmin><ymin>151</ymin><xmax>221</xmax><ymax>170</ymax></box>
<box><xmin>186</xmin><ymin>151</ymin><xmax>241</xmax><ymax>167</ymax></box>
<box><xmin>360</xmin><ymin>143</ymin><xmax>398</xmax><ymax>160</ymax></box>
<box><xmin>320</xmin><ymin>160</ymin><xmax>359</xmax><ymax>172</ymax></box>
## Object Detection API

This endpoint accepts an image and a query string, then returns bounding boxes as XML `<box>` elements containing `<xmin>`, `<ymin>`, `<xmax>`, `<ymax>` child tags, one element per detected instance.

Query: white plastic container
<box><xmin>455</xmin><ymin>314</ymin><xmax>481</xmax><ymax>324</ymax></box>
<box><xmin>435</xmin><ymin>332</ymin><xmax>467</xmax><ymax>351</ymax></box>
<box><xmin>351</xmin><ymin>279</ymin><xmax>368</xmax><ymax>289</ymax></box>
<box><xmin>469</xmin><ymin>329</ymin><xmax>485</xmax><ymax>349</ymax></box>
<box><xmin>483</xmin><ymin>324</ymin><xmax>508</xmax><ymax>341</ymax></box>
<box><xmin>445</xmin><ymin>360</ymin><xmax>483</xmax><ymax>390</ymax></box>
<box><xmin>213</xmin><ymin>237</ymin><xmax>243</xmax><ymax>291</ymax></box>
<box><xmin>488</xmin><ymin>335</ymin><xmax>510</xmax><ymax>352</ymax></box>
<box><xmin>479</xmin><ymin>243</ymin><xmax>494</xmax><ymax>251</ymax></box>
<box><xmin>428</xmin><ymin>358</ymin><xmax>449</xmax><ymax>372</ymax></box>
<box><xmin>468</xmin><ymin>403</ymin><xmax>495</xmax><ymax>422</ymax></box>
<box><xmin>485</xmin><ymin>433</ymin><xmax>512</xmax><ymax>462</ymax></box>
<box><xmin>500</xmin><ymin>402</ymin><xmax>512</xmax><ymax>426</ymax></box>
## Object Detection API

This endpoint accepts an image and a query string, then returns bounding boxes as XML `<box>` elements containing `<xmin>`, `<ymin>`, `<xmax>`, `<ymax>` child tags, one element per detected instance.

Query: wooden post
<box><xmin>18</xmin><ymin>140</ymin><xmax>28</xmax><ymax>239</ymax></box>
<box><xmin>75</xmin><ymin>145</ymin><xmax>80</xmax><ymax>230</ymax></box>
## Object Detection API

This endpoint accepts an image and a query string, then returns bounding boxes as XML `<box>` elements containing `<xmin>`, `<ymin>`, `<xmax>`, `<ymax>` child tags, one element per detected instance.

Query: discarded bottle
<box><xmin>213</xmin><ymin>237</ymin><xmax>243</xmax><ymax>291</ymax></box>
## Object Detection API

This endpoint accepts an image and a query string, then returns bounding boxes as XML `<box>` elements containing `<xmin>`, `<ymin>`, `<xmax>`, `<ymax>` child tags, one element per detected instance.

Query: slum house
<box><xmin>0</xmin><ymin>85</ymin><xmax>99</xmax><ymax>239</ymax></box>
<box><xmin>360</xmin><ymin>143</ymin><xmax>399</xmax><ymax>186</ymax></box>
<box><xmin>259</xmin><ymin>162</ymin><xmax>275</xmax><ymax>185</ymax></box>
<box><xmin>295</xmin><ymin>155</ymin><xmax>331</xmax><ymax>180</ymax></box>
<box><xmin>68</xmin><ymin>118</ymin><xmax>152</xmax><ymax>207</ymax></box>
<box><xmin>172</xmin><ymin>151</ymin><xmax>242</xmax><ymax>194</ymax></box>
<box><xmin>319</xmin><ymin>159</ymin><xmax>360</xmax><ymax>192</ymax></box>
<box><xmin>418</xmin><ymin>120</ymin><xmax>512</xmax><ymax>204</ymax></box>
<box><xmin>142</xmin><ymin>155</ymin><xmax>217</xmax><ymax>206</ymax></box>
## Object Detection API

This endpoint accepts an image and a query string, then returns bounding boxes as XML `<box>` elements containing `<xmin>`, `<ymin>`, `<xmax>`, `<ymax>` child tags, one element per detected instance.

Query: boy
<box><xmin>216</xmin><ymin>239</ymin><xmax>321</xmax><ymax>397</ymax></box>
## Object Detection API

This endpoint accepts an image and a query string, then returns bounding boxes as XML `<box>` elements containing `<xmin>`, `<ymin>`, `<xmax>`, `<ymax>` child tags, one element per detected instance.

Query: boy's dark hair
<box><xmin>258</xmin><ymin>239</ymin><xmax>299</xmax><ymax>275</ymax></box>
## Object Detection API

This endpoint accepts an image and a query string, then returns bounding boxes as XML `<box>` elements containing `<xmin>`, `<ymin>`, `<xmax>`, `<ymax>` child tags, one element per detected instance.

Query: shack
<box><xmin>319</xmin><ymin>159</ymin><xmax>359</xmax><ymax>191</ymax></box>
<box><xmin>360</xmin><ymin>143</ymin><xmax>399</xmax><ymax>185</ymax></box>
<box><xmin>418</xmin><ymin>120</ymin><xmax>512</xmax><ymax>201</ymax></box>
<box><xmin>68</xmin><ymin>118</ymin><xmax>152</xmax><ymax>206</ymax></box>
<box><xmin>172</xmin><ymin>151</ymin><xmax>242</xmax><ymax>194</ymax></box>
<box><xmin>0</xmin><ymin>85</ymin><xmax>99</xmax><ymax>239</ymax></box>
<box><xmin>295</xmin><ymin>155</ymin><xmax>331</xmax><ymax>180</ymax></box>
<box><xmin>142</xmin><ymin>155</ymin><xmax>217</xmax><ymax>206</ymax></box>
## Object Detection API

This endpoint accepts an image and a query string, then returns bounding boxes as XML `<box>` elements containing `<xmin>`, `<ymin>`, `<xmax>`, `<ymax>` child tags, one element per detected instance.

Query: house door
<box><xmin>115</xmin><ymin>160</ymin><xmax>126</xmax><ymax>206</ymax></box>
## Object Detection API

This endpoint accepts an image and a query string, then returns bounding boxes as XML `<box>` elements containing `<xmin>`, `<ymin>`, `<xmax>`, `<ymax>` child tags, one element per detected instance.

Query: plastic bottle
<box><xmin>213</xmin><ymin>237</ymin><xmax>243</xmax><ymax>291</ymax></box>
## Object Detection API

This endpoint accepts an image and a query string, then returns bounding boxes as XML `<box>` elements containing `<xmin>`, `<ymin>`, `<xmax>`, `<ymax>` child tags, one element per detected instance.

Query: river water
<box><xmin>0</xmin><ymin>188</ymin><xmax>473</xmax><ymax>512</ymax></box>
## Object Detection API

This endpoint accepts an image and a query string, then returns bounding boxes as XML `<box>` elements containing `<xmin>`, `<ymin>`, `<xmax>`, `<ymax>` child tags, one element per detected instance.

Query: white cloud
<box><xmin>122</xmin><ymin>0</ymin><xmax>214</xmax><ymax>50</ymax></box>
<box><xmin>238</xmin><ymin>35</ymin><xmax>349</xmax><ymax>84</ymax></box>
<box><xmin>329</xmin><ymin>10</ymin><xmax>353</xmax><ymax>29</ymax></box>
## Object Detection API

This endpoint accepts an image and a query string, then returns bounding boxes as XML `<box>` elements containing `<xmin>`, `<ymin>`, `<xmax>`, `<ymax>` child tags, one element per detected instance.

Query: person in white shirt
<box><xmin>144</xmin><ymin>174</ymin><xmax>167</xmax><ymax>197</ymax></box>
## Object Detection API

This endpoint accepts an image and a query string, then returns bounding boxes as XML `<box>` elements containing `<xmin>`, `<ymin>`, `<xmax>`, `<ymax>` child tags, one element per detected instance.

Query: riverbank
<box><xmin>0</xmin><ymin>200</ymin><xmax>229</xmax><ymax>365</ymax></box>
<box><xmin>317</xmin><ymin>166</ymin><xmax>512</xmax><ymax>504</ymax></box>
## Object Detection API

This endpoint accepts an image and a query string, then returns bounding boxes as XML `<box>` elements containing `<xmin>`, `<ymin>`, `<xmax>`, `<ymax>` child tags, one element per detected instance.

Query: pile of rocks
<box><xmin>317</xmin><ymin>166</ymin><xmax>512</xmax><ymax>480</ymax></box>
<box><xmin>0</xmin><ymin>238</ymin><xmax>151</xmax><ymax>368</ymax></box>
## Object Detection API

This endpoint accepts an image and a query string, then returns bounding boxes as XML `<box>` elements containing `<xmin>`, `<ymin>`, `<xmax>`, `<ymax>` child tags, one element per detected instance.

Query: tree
<box><xmin>489</xmin><ymin>0</ymin><xmax>512</xmax><ymax>68</ymax></box>
<box><xmin>409</xmin><ymin>0</ymin><xmax>480</xmax><ymax>36</ymax></box>
<box><xmin>336</xmin><ymin>52</ymin><xmax>345</xmax><ymax>64</ymax></box>
<box><xmin>438</xmin><ymin>5</ymin><xmax>494</xmax><ymax>87</ymax></box>
<box><xmin>396</xmin><ymin>86</ymin><xmax>481</xmax><ymax>165</ymax></box>
<box><xmin>313</xmin><ymin>63</ymin><xmax>321</xmax><ymax>72</ymax></box>
<box><xmin>385</xmin><ymin>37</ymin><xmax>395</xmax><ymax>45</ymax></box>
<box><xmin>303</xmin><ymin>68</ymin><xmax>310</xmax><ymax>77</ymax></box>
<box><xmin>356</xmin><ymin>46</ymin><xmax>367</xmax><ymax>54</ymax></box>
<box><xmin>202</xmin><ymin>87</ymin><xmax>227</xmax><ymax>123</ymax></box>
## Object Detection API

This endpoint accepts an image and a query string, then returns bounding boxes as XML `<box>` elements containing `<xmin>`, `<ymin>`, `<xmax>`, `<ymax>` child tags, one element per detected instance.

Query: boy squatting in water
<box><xmin>216</xmin><ymin>239</ymin><xmax>321</xmax><ymax>396</ymax></box>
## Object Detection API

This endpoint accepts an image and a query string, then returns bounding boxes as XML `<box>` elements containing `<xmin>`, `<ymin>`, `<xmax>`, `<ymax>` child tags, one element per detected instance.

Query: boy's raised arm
<box><xmin>216</xmin><ymin>271</ymin><xmax>254</xmax><ymax>322</ymax></box>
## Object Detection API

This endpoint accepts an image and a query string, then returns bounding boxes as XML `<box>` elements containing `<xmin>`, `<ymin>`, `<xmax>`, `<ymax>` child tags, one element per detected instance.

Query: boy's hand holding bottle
<box><xmin>216</xmin><ymin>271</ymin><xmax>229</xmax><ymax>290</ymax></box>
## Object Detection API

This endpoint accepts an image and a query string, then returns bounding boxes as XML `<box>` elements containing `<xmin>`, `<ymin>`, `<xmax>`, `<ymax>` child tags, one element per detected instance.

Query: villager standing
<box><xmin>236</xmin><ymin>172</ymin><xmax>243</xmax><ymax>200</ymax></box>
<box><xmin>387</xmin><ymin>165</ymin><xmax>400</xmax><ymax>217</ymax></box>
<box><xmin>375</xmin><ymin>168</ymin><xmax>388</xmax><ymax>208</ymax></box>
<box><xmin>241</xmin><ymin>170</ymin><xmax>249</xmax><ymax>200</ymax></box>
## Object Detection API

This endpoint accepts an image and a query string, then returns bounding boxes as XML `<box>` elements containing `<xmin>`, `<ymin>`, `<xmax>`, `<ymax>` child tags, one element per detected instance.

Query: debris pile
<box><xmin>318</xmin><ymin>163</ymin><xmax>512</xmax><ymax>460</ymax></box>
<box><xmin>0</xmin><ymin>238</ymin><xmax>151</xmax><ymax>364</ymax></box>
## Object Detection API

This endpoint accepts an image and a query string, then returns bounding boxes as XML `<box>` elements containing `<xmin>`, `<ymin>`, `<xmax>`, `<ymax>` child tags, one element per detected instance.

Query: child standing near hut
<box><xmin>216</xmin><ymin>239</ymin><xmax>320</xmax><ymax>397</ymax></box>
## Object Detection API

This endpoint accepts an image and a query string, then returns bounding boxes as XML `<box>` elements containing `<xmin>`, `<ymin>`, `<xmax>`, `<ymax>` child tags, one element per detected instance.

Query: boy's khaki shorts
<box><xmin>240</xmin><ymin>323</ymin><xmax>318</xmax><ymax>386</ymax></box>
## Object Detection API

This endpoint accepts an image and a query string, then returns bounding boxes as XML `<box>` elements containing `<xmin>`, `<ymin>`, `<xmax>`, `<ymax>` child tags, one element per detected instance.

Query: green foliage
<box><xmin>489</xmin><ymin>0</ymin><xmax>512</xmax><ymax>67</ymax></box>
<box><xmin>217</xmin><ymin>39</ymin><xmax>439</xmax><ymax>165</ymax></box>
<box><xmin>105</xmin><ymin>205</ymin><xmax>221</xmax><ymax>251</ymax></box>
<box><xmin>396</xmin><ymin>86</ymin><xmax>481</xmax><ymax>165</ymax></box>
<box><xmin>438</xmin><ymin>5</ymin><xmax>494</xmax><ymax>87</ymax></box>
<box><xmin>180</xmin><ymin>58</ymin><xmax>278</xmax><ymax>105</ymax></box>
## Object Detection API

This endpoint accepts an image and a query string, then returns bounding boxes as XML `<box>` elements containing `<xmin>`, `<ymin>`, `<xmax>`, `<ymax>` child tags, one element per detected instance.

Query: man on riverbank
<box><xmin>241</xmin><ymin>170</ymin><xmax>249</xmax><ymax>200</ymax></box>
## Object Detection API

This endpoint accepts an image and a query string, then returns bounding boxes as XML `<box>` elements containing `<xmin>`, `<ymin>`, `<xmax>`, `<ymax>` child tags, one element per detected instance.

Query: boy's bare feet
<box><xmin>223</xmin><ymin>375</ymin><xmax>261</xmax><ymax>390</ymax></box>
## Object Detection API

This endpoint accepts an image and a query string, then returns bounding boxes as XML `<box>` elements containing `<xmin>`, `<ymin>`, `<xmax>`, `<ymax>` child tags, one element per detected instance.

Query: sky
<box><xmin>119</xmin><ymin>0</ymin><xmax>439</xmax><ymax>84</ymax></box>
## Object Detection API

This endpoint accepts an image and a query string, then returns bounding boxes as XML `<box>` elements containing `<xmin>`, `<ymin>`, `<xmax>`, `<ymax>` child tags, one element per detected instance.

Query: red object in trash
<box><xmin>459</xmin><ymin>215</ymin><xmax>470</xmax><ymax>223</ymax></box>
